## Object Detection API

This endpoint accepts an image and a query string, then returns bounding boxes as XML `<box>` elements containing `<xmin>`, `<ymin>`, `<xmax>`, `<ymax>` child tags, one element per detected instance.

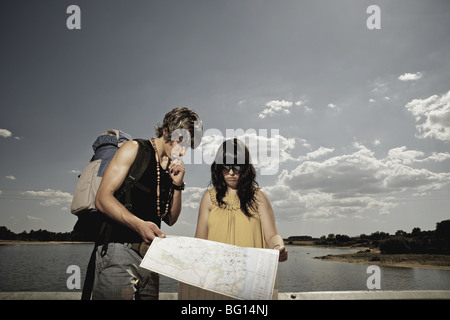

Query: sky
<box><xmin>1</xmin><ymin>0</ymin><xmax>449</xmax><ymax>239</ymax></box>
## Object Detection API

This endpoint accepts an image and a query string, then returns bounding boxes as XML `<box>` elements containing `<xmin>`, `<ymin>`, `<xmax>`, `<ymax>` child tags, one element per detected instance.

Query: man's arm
<box><xmin>163</xmin><ymin>155</ymin><xmax>186</xmax><ymax>226</ymax></box>
<box><xmin>95</xmin><ymin>141</ymin><xmax>165</xmax><ymax>243</ymax></box>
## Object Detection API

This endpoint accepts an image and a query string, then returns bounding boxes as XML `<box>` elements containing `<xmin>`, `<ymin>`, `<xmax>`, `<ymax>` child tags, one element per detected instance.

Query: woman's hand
<box><xmin>274</xmin><ymin>245</ymin><xmax>288</xmax><ymax>262</ymax></box>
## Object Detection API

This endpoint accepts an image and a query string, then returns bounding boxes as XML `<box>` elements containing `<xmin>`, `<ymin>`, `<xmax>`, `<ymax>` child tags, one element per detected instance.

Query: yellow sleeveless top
<box><xmin>206</xmin><ymin>188</ymin><xmax>266</xmax><ymax>248</ymax></box>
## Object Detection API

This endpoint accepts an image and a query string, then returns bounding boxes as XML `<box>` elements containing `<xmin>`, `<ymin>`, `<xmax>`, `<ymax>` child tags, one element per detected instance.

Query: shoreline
<box><xmin>286</xmin><ymin>242</ymin><xmax>450</xmax><ymax>271</ymax></box>
<box><xmin>314</xmin><ymin>252</ymin><xmax>450</xmax><ymax>271</ymax></box>
<box><xmin>313</xmin><ymin>250</ymin><xmax>450</xmax><ymax>271</ymax></box>
<box><xmin>286</xmin><ymin>241</ymin><xmax>369</xmax><ymax>250</ymax></box>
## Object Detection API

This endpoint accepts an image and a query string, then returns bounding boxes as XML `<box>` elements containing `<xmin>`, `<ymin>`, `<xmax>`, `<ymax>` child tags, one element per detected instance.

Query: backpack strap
<box><xmin>115</xmin><ymin>139</ymin><xmax>153</xmax><ymax>211</ymax></box>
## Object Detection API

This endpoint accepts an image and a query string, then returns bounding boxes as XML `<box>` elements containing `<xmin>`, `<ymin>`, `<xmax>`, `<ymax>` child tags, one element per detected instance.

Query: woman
<box><xmin>178</xmin><ymin>138</ymin><xmax>287</xmax><ymax>300</ymax></box>
<box><xmin>195</xmin><ymin>138</ymin><xmax>288</xmax><ymax>261</ymax></box>
<box><xmin>178</xmin><ymin>139</ymin><xmax>288</xmax><ymax>300</ymax></box>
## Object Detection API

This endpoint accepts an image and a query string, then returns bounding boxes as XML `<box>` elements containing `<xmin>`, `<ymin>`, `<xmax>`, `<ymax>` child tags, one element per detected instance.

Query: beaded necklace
<box><xmin>150</xmin><ymin>138</ymin><xmax>173</xmax><ymax>219</ymax></box>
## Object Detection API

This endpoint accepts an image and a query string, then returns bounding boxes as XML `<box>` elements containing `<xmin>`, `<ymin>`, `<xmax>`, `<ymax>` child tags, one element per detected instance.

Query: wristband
<box><xmin>172</xmin><ymin>182</ymin><xmax>185</xmax><ymax>191</ymax></box>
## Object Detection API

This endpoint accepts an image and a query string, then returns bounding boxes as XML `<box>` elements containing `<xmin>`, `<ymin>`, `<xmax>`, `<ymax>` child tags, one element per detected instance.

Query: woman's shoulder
<box><xmin>197</xmin><ymin>188</ymin><xmax>213</xmax><ymax>209</ymax></box>
<box><xmin>206</xmin><ymin>188</ymin><xmax>218</xmax><ymax>205</ymax></box>
<box><xmin>255</xmin><ymin>188</ymin><xmax>269</xmax><ymax>203</ymax></box>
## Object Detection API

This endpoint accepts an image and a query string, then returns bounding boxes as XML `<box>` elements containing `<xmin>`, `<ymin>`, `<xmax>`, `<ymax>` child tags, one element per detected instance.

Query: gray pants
<box><xmin>92</xmin><ymin>242</ymin><xmax>159</xmax><ymax>300</ymax></box>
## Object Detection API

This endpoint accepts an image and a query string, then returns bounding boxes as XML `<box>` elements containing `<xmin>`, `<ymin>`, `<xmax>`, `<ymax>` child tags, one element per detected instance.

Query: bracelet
<box><xmin>172</xmin><ymin>182</ymin><xmax>185</xmax><ymax>191</ymax></box>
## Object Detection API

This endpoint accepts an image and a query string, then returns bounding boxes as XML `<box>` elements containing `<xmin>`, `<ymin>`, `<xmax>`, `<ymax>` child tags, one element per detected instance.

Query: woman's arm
<box><xmin>194</xmin><ymin>191</ymin><xmax>212</xmax><ymax>239</ymax></box>
<box><xmin>257</xmin><ymin>189</ymin><xmax>288</xmax><ymax>262</ymax></box>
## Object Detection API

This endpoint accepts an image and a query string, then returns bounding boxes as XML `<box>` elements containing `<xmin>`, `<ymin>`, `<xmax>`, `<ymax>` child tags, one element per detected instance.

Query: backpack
<box><xmin>73</xmin><ymin>132</ymin><xmax>154</xmax><ymax>300</ymax></box>
<box><xmin>71</xmin><ymin>129</ymin><xmax>133</xmax><ymax>241</ymax></box>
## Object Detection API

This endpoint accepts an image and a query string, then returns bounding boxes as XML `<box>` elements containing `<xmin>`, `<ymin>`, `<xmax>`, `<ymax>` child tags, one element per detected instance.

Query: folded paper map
<box><xmin>140</xmin><ymin>236</ymin><xmax>279</xmax><ymax>300</ymax></box>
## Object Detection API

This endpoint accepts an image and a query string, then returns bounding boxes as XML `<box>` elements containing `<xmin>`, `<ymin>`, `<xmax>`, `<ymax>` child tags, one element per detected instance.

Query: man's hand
<box><xmin>136</xmin><ymin>220</ymin><xmax>166</xmax><ymax>244</ymax></box>
<box><xmin>169</xmin><ymin>160</ymin><xmax>185</xmax><ymax>187</ymax></box>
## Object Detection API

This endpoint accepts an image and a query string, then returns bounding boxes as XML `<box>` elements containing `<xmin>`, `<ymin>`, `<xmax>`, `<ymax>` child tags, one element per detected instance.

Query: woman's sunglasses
<box><xmin>221</xmin><ymin>165</ymin><xmax>241</xmax><ymax>174</ymax></box>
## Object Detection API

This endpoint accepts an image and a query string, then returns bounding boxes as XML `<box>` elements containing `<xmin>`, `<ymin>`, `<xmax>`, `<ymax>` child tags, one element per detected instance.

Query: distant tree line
<box><xmin>0</xmin><ymin>226</ymin><xmax>88</xmax><ymax>242</ymax></box>
<box><xmin>378</xmin><ymin>220</ymin><xmax>450</xmax><ymax>254</ymax></box>
<box><xmin>3</xmin><ymin>219</ymin><xmax>450</xmax><ymax>253</ymax></box>
<box><xmin>286</xmin><ymin>219</ymin><xmax>450</xmax><ymax>255</ymax></box>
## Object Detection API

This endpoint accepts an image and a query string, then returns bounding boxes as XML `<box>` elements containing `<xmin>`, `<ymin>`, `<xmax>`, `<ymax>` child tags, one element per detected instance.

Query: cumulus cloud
<box><xmin>327</xmin><ymin>103</ymin><xmax>337</xmax><ymax>109</ymax></box>
<box><xmin>5</xmin><ymin>176</ymin><xmax>16</xmax><ymax>180</ymax></box>
<box><xmin>387</xmin><ymin>146</ymin><xmax>424</xmax><ymax>165</ymax></box>
<box><xmin>238</xmin><ymin>131</ymin><xmax>296</xmax><ymax>169</ymax></box>
<box><xmin>290</xmin><ymin>143</ymin><xmax>449</xmax><ymax>195</ymax></box>
<box><xmin>192</xmin><ymin>130</ymin><xmax>297</xmax><ymax>175</ymax></box>
<box><xmin>259</xmin><ymin>100</ymin><xmax>293</xmax><ymax>119</ymax></box>
<box><xmin>0</xmin><ymin>129</ymin><xmax>21</xmax><ymax>140</ymax></box>
<box><xmin>182</xmin><ymin>187</ymin><xmax>207</xmax><ymax>209</ymax></box>
<box><xmin>27</xmin><ymin>215</ymin><xmax>43</xmax><ymax>221</ymax></box>
<box><xmin>398</xmin><ymin>72</ymin><xmax>422</xmax><ymax>81</ymax></box>
<box><xmin>405</xmin><ymin>90</ymin><xmax>450</xmax><ymax>141</ymax></box>
<box><xmin>416</xmin><ymin>152</ymin><xmax>450</xmax><ymax>163</ymax></box>
<box><xmin>264</xmin><ymin>142</ymin><xmax>450</xmax><ymax>221</ymax></box>
<box><xmin>21</xmin><ymin>189</ymin><xmax>73</xmax><ymax>206</ymax></box>
<box><xmin>301</xmin><ymin>147</ymin><xmax>335</xmax><ymax>161</ymax></box>
<box><xmin>0</xmin><ymin>129</ymin><xmax>13</xmax><ymax>138</ymax></box>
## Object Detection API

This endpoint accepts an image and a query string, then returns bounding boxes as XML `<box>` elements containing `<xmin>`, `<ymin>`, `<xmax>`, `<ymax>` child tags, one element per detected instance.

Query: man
<box><xmin>92</xmin><ymin>107</ymin><xmax>202</xmax><ymax>300</ymax></box>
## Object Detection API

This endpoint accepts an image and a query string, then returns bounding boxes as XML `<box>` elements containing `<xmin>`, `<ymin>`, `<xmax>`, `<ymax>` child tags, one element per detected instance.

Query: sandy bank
<box><xmin>314</xmin><ymin>251</ymin><xmax>450</xmax><ymax>270</ymax></box>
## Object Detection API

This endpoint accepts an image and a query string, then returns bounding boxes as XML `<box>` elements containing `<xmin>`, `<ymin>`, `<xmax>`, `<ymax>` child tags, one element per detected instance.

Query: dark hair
<box><xmin>210</xmin><ymin>138</ymin><xmax>258</xmax><ymax>217</ymax></box>
<box><xmin>155</xmin><ymin>107</ymin><xmax>203</xmax><ymax>149</ymax></box>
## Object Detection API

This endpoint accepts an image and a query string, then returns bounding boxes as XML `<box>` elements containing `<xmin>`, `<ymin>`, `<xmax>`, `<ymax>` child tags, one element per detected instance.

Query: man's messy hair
<box><xmin>155</xmin><ymin>107</ymin><xmax>203</xmax><ymax>149</ymax></box>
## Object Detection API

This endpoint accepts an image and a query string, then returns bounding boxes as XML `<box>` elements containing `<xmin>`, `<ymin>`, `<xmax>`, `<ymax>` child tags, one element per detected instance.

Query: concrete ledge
<box><xmin>0</xmin><ymin>292</ymin><xmax>177</xmax><ymax>300</ymax></box>
<box><xmin>1</xmin><ymin>291</ymin><xmax>449</xmax><ymax>300</ymax></box>
<box><xmin>279</xmin><ymin>290</ymin><xmax>450</xmax><ymax>300</ymax></box>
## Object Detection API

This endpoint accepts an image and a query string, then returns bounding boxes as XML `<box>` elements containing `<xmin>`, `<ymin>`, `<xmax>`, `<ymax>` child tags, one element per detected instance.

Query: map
<box><xmin>140</xmin><ymin>236</ymin><xmax>279</xmax><ymax>300</ymax></box>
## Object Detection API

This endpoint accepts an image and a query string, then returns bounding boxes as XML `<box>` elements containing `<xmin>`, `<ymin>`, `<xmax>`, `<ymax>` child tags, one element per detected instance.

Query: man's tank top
<box><xmin>108</xmin><ymin>139</ymin><xmax>173</xmax><ymax>243</ymax></box>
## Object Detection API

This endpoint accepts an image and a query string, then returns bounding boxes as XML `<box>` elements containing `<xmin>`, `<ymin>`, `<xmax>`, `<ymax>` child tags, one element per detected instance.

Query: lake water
<box><xmin>1</xmin><ymin>243</ymin><xmax>450</xmax><ymax>293</ymax></box>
